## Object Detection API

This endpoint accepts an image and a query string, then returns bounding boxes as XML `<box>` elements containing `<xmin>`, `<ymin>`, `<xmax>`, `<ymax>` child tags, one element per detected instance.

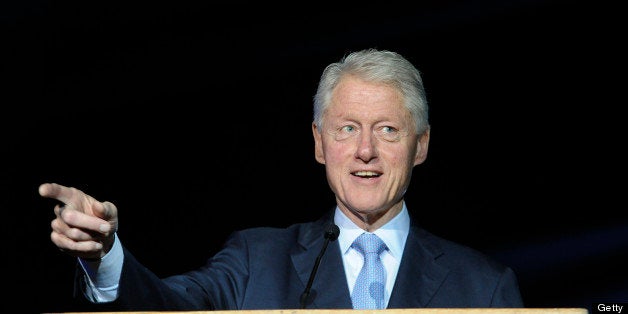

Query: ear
<box><xmin>312</xmin><ymin>123</ymin><xmax>326</xmax><ymax>164</ymax></box>
<box><xmin>413</xmin><ymin>128</ymin><xmax>430</xmax><ymax>166</ymax></box>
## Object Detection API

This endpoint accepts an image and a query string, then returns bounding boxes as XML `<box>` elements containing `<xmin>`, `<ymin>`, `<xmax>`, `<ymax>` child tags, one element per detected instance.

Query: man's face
<box><xmin>312</xmin><ymin>75</ymin><xmax>429</xmax><ymax>221</ymax></box>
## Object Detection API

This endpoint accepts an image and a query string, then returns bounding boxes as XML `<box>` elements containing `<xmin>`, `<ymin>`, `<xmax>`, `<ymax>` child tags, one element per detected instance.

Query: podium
<box><xmin>55</xmin><ymin>309</ymin><xmax>590</xmax><ymax>314</ymax></box>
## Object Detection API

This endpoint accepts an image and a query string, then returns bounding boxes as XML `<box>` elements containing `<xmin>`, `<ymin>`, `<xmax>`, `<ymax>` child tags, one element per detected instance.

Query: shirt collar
<box><xmin>334</xmin><ymin>202</ymin><xmax>410</xmax><ymax>260</ymax></box>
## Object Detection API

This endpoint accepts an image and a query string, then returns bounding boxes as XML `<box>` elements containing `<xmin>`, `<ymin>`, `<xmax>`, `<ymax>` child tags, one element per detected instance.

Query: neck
<box><xmin>341</xmin><ymin>201</ymin><xmax>404</xmax><ymax>232</ymax></box>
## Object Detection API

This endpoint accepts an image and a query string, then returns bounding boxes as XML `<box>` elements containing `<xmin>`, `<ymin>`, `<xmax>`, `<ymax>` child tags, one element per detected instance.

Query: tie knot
<box><xmin>352</xmin><ymin>233</ymin><xmax>386</xmax><ymax>255</ymax></box>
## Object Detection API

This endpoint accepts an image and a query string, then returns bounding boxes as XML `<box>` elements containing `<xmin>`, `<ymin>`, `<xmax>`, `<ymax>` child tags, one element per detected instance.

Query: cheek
<box><xmin>383</xmin><ymin>147</ymin><xmax>414</xmax><ymax>169</ymax></box>
<box><xmin>322</xmin><ymin>142</ymin><xmax>352</xmax><ymax>162</ymax></box>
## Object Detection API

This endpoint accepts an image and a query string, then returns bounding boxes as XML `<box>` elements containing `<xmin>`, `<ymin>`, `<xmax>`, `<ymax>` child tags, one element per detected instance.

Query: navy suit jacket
<box><xmin>85</xmin><ymin>210</ymin><xmax>523</xmax><ymax>310</ymax></box>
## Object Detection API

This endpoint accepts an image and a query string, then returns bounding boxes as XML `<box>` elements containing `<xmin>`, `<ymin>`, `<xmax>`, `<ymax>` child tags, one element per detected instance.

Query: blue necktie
<box><xmin>351</xmin><ymin>233</ymin><xmax>387</xmax><ymax>309</ymax></box>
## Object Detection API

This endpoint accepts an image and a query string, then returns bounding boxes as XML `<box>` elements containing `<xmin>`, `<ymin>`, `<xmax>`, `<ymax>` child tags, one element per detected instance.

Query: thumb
<box><xmin>95</xmin><ymin>201</ymin><xmax>119</xmax><ymax>234</ymax></box>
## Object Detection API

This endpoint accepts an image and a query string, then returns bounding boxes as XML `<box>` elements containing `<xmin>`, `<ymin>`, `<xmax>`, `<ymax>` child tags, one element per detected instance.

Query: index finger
<box><xmin>38</xmin><ymin>182</ymin><xmax>78</xmax><ymax>205</ymax></box>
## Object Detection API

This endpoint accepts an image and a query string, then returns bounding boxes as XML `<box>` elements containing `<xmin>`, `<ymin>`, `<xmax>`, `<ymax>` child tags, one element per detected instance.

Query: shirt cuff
<box><xmin>78</xmin><ymin>233</ymin><xmax>123</xmax><ymax>303</ymax></box>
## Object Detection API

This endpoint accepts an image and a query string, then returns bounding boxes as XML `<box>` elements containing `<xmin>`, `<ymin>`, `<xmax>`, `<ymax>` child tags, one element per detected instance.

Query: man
<box><xmin>40</xmin><ymin>48</ymin><xmax>524</xmax><ymax>310</ymax></box>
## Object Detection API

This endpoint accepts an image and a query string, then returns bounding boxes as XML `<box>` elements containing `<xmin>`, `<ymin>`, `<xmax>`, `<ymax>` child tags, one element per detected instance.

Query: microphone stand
<box><xmin>299</xmin><ymin>223</ymin><xmax>340</xmax><ymax>309</ymax></box>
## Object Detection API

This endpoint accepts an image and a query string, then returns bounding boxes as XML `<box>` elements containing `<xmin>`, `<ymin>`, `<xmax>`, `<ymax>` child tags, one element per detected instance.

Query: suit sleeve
<box><xmin>96</xmin><ymin>230</ymin><xmax>251</xmax><ymax>311</ymax></box>
<box><xmin>491</xmin><ymin>266</ymin><xmax>525</xmax><ymax>307</ymax></box>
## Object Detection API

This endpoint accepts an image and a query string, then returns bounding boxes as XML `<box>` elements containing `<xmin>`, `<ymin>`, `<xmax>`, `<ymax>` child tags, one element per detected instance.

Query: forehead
<box><xmin>326</xmin><ymin>76</ymin><xmax>409</xmax><ymax>121</ymax></box>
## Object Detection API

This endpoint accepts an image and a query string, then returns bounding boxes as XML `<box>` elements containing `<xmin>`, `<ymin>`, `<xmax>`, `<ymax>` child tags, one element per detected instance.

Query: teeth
<box><xmin>354</xmin><ymin>171</ymin><xmax>379</xmax><ymax>177</ymax></box>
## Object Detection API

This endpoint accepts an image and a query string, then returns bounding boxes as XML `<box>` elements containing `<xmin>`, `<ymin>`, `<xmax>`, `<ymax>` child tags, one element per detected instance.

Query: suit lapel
<box><xmin>291</xmin><ymin>212</ymin><xmax>451</xmax><ymax>308</ymax></box>
<box><xmin>388</xmin><ymin>225</ymin><xmax>449</xmax><ymax>308</ymax></box>
<box><xmin>292</xmin><ymin>214</ymin><xmax>352</xmax><ymax>309</ymax></box>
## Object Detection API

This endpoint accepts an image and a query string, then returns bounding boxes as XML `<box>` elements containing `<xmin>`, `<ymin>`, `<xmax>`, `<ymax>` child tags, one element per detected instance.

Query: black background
<box><xmin>2</xmin><ymin>0</ymin><xmax>626</xmax><ymax>313</ymax></box>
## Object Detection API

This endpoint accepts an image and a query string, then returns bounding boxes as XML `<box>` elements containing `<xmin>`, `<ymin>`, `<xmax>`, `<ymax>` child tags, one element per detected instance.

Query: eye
<box><xmin>377</xmin><ymin>126</ymin><xmax>401</xmax><ymax>142</ymax></box>
<box><xmin>341</xmin><ymin>125</ymin><xmax>356</xmax><ymax>133</ymax></box>
<box><xmin>381</xmin><ymin>126</ymin><xmax>395</xmax><ymax>134</ymax></box>
<box><xmin>332</xmin><ymin>125</ymin><xmax>359</xmax><ymax>141</ymax></box>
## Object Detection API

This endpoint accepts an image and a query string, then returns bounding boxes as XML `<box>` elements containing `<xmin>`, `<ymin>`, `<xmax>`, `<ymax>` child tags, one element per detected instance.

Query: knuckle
<box><xmin>67</xmin><ymin>227</ymin><xmax>83</xmax><ymax>240</ymax></box>
<box><xmin>60</xmin><ymin>207</ymin><xmax>76</xmax><ymax>222</ymax></box>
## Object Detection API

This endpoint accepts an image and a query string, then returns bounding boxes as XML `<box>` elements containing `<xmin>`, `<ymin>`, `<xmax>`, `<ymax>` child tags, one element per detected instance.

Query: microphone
<box><xmin>299</xmin><ymin>223</ymin><xmax>340</xmax><ymax>308</ymax></box>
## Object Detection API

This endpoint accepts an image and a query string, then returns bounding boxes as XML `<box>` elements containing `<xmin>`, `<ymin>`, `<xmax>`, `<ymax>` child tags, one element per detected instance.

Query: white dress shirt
<box><xmin>334</xmin><ymin>202</ymin><xmax>411</xmax><ymax>309</ymax></box>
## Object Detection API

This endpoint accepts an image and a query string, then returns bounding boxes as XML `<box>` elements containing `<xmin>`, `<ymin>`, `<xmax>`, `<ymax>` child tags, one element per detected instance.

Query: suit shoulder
<box><xmin>413</xmin><ymin>226</ymin><xmax>512</xmax><ymax>273</ymax></box>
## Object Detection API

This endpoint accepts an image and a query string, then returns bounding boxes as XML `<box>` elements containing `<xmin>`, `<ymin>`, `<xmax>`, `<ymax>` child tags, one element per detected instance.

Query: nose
<box><xmin>355</xmin><ymin>130</ymin><xmax>378</xmax><ymax>162</ymax></box>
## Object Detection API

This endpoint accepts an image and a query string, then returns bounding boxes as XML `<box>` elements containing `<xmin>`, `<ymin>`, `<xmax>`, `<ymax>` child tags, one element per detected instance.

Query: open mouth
<box><xmin>352</xmin><ymin>171</ymin><xmax>382</xmax><ymax>178</ymax></box>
